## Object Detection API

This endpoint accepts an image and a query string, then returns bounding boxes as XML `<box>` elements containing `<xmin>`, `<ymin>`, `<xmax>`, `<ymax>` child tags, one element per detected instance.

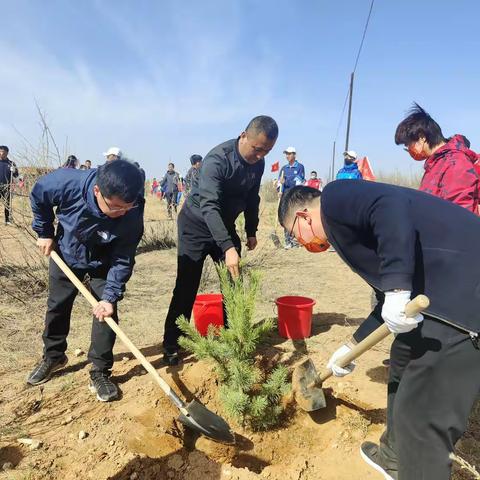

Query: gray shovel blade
<box><xmin>178</xmin><ymin>400</ymin><xmax>235</xmax><ymax>445</ymax></box>
<box><xmin>293</xmin><ymin>359</ymin><xmax>327</xmax><ymax>412</ymax></box>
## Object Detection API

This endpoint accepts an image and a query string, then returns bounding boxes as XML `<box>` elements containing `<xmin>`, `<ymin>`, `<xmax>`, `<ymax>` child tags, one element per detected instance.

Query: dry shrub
<box><xmin>376</xmin><ymin>169</ymin><xmax>422</xmax><ymax>189</ymax></box>
<box><xmin>260</xmin><ymin>180</ymin><xmax>278</xmax><ymax>204</ymax></box>
<box><xmin>137</xmin><ymin>221</ymin><xmax>177</xmax><ymax>253</ymax></box>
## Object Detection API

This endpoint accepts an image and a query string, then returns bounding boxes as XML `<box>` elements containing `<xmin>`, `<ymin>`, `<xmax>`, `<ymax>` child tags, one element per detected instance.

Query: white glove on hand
<box><xmin>382</xmin><ymin>290</ymin><xmax>424</xmax><ymax>334</ymax></box>
<box><xmin>327</xmin><ymin>344</ymin><xmax>355</xmax><ymax>377</ymax></box>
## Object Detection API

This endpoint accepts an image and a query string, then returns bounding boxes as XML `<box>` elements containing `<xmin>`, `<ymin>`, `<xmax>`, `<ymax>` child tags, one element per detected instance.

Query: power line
<box><xmin>334</xmin><ymin>0</ymin><xmax>375</xmax><ymax>143</ymax></box>
<box><xmin>353</xmin><ymin>0</ymin><xmax>375</xmax><ymax>74</ymax></box>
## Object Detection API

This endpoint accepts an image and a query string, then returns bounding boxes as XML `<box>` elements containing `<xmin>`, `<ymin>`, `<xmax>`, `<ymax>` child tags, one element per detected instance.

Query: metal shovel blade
<box><xmin>178</xmin><ymin>400</ymin><xmax>236</xmax><ymax>445</ymax></box>
<box><xmin>292</xmin><ymin>359</ymin><xmax>327</xmax><ymax>412</ymax></box>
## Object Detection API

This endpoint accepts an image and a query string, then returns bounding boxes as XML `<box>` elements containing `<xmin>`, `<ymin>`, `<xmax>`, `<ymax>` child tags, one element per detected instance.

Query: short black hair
<box><xmin>395</xmin><ymin>103</ymin><xmax>446</xmax><ymax>147</ymax></box>
<box><xmin>245</xmin><ymin>115</ymin><xmax>279</xmax><ymax>141</ymax></box>
<box><xmin>63</xmin><ymin>155</ymin><xmax>78</xmax><ymax>168</ymax></box>
<box><xmin>0</xmin><ymin>145</ymin><xmax>9</xmax><ymax>153</ymax></box>
<box><xmin>278</xmin><ymin>186</ymin><xmax>321</xmax><ymax>227</ymax></box>
<box><xmin>311</xmin><ymin>171</ymin><xmax>317</xmax><ymax>175</ymax></box>
<box><xmin>168</xmin><ymin>162</ymin><xmax>175</xmax><ymax>168</ymax></box>
<box><xmin>190</xmin><ymin>154</ymin><xmax>203</xmax><ymax>165</ymax></box>
<box><xmin>85</xmin><ymin>159</ymin><xmax>91</xmax><ymax>164</ymax></box>
<box><xmin>96</xmin><ymin>159</ymin><xmax>143</xmax><ymax>203</ymax></box>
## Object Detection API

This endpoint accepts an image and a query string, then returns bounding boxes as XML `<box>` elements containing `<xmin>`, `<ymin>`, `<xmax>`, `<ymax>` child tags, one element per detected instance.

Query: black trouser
<box><xmin>163</xmin><ymin>208</ymin><xmax>240</xmax><ymax>351</ymax></box>
<box><xmin>0</xmin><ymin>184</ymin><xmax>12</xmax><ymax>223</ymax></box>
<box><xmin>43</xmin><ymin>257</ymin><xmax>119</xmax><ymax>376</ymax></box>
<box><xmin>378</xmin><ymin>316</ymin><xmax>480</xmax><ymax>479</ymax></box>
<box><xmin>165</xmin><ymin>191</ymin><xmax>178</xmax><ymax>217</ymax></box>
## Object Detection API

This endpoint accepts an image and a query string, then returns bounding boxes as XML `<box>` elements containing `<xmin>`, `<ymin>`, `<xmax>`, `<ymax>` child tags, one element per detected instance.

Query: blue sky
<box><xmin>1</xmin><ymin>0</ymin><xmax>479</xmax><ymax>179</ymax></box>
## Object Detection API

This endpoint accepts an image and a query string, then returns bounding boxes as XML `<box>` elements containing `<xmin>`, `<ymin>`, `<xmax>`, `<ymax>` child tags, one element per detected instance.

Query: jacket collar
<box><xmin>286</xmin><ymin>160</ymin><xmax>299</xmax><ymax>169</ymax></box>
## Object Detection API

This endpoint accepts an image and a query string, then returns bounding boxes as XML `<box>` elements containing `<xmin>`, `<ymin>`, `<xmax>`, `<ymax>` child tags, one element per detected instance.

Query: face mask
<box><xmin>407</xmin><ymin>143</ymin><xmax>428</xmax><ymax>161</ymax></box>
<box><xmin>303</xmin><ymin>237</ymin><xmax>330</xmax><ymax>253</ymax></box>
<box><xmin>292</xmin><ymin>214</ymin><xmax>330</xmax><ymax>253</ymax></box>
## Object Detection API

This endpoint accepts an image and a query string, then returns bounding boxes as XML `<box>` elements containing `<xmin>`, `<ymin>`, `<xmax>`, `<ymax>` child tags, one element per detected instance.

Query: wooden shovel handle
<box><xmin>317</xmin><ymin>294</ymin><xmax>430</xmax><ymax>383</ymax></box>
<box><xmin>49</xmin><ymin>251</ymin><xmax>188</xmax><ymax>414</ymax></box>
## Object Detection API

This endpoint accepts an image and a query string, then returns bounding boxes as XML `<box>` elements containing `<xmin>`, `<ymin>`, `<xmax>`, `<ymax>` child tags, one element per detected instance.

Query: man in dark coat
<box><xmin>160</xmin><ymin>163</ymin><xmax>180</xmax><ymax>219</ymax></box>
<box><xmin>278</xmin><ymin>180</ymin><xmax>480</xmax><ymax>480</ymax></box>
<box><xmin>0</xmin><ymin>145</ymin><xmax>19</xmax><ymax>225</ymax></box>
<box><xmin>162</xmin><ymin>115</ymin><xmax>278</xmax><ymax>366</ymax></box>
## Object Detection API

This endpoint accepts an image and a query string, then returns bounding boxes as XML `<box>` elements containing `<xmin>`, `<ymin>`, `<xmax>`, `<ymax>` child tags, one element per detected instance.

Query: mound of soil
<box><xmin>0</xmin><ymin>343</ymin><xmax>384</xmax><ymax>480</ymax></box>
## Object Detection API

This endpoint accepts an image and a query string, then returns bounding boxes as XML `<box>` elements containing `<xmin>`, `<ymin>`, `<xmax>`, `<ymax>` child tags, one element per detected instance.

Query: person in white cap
<box><xmin>278</xmin><ymin>146</ymin><xmax>305</xmax><ymax>248</ymax></box>
<box><xmin>103</xmin><ymin>147</ymin><xmax>122</xmax><ymax>162</ymax></box>
<box><xmin>336</xmin><ymin>150</ymin><xmax>362</xmax><ymax>180</ymax></box>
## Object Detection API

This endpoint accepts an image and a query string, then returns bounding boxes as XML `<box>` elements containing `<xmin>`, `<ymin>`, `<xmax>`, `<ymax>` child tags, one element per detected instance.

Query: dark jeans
<box><xmin>165</xmin><ymin>191</ymin><xmax>178</xmax><ymax>217</ymax></box>
<box><xmin>0</xmin><ymin>184</ymin><xmax>12</xmax><ymax>222</ymax></box>
<box><xmin>163</xmin><ymin>208</ymin><xmax>240</xmax><ymax>351</ymax></box>
<box><xmin>43</xmin><ymin>257</ymin><xmax>119</xmax><ymax>376</ymax></box>
<box><xmin>283</xmin><ymin>227</ymin><xmax>295</xmax><ymax>246</ymax></box>
<box><xmin>378</xmin><ymin>317</ymin><xmax>480</xmax><ymax>480</ymax></box>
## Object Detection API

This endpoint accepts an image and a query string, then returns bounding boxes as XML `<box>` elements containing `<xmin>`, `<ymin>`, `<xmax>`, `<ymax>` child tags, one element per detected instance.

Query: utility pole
<box><xmin>331</xmin><ymin>141</ymin><xmax>336</xmax><ymax>182</ymax></box>
<box><xmin>345</xmin><ymin>71</ymin><xmax>355</xmax><ymax>152</ymax></box>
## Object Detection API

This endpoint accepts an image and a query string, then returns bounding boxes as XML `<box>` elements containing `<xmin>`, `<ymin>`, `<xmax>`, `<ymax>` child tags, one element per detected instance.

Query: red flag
<box><xmin>271</xmin><ymin>161</ymin><xmax>279</xmax><ymax>173</ymax></box>
<box><xmin>357</xmin><ymin>156</ymin><xmax>376</xmax><ymax>181</ymax></box>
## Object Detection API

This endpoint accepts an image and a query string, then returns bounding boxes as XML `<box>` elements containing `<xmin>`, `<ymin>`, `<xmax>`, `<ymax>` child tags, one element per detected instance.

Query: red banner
<box><xmin>271</xmin><ymin>161</ymin><xmax>279</xmax><ymax>173</ymax></box>
<box><xmin>357</xmin><ymin>156</ymin><xmax>376</xmax><ymax>181</ymax></box>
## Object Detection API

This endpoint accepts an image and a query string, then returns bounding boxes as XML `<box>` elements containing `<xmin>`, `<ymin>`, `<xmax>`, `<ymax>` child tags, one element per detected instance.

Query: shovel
<box><xmin>292</xmin><ymin>294</ymin><xmax>430</xmax><ymax>412</ymax></box>
<box><xmin>50</xmin><ymin>251</ymin><xmax>235</xmax><ymax>445</ymax></box>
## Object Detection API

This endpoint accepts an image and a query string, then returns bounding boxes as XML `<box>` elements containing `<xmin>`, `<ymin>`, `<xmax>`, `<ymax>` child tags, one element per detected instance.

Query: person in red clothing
<box><xmin>395</xmin><ymin>103</ymin><xmax>479</xmax><ymax>214</ymax></box>
<box><xmin>306</xmin><ymin>171</ymin><xmax>322</xmax><ymax>190</ymax></box>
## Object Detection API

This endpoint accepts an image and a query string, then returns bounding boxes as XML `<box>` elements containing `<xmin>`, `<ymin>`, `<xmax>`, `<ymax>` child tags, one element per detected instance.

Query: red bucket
<box><xmin>275</xmin><ymin>296</ymin><xmax>316</xmax><ymax>339</ymax></box>
<box><xmin>193</xmin><ymin>293</ymin><xmax>224</xmax><ymax>336</ymax></box>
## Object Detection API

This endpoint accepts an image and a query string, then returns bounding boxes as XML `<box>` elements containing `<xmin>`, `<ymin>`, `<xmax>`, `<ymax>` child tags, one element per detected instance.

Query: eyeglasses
<box><xmin>100</xmin><ymin>191</ymin><xmax>138</xmax><ymax>213</ymax></box>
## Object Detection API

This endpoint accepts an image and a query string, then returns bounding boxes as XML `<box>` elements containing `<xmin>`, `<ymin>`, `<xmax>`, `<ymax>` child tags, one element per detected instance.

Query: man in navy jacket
<box><xmin>278</xmin><ymin>181</ymin><xmax>480</xmax><ymax>480</ymax></box>
<box><xmin>27</xmin><ymin>160</ymin><xmax>144</xmax><ymax>402</ymax></box>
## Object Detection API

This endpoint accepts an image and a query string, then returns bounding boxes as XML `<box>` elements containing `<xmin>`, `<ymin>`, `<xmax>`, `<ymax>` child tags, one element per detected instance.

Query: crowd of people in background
<box><xmin>149</xmin><ymin>154</ymin><xmax>203</xmax><ymax>219</ymax></box>
<box><xmin>2</xmin><ymin>102</ymin><xmax>480</xmax><ymax>230</ymax></box>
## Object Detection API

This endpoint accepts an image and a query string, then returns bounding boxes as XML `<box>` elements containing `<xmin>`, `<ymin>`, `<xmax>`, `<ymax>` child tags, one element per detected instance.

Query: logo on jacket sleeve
<box><xmin>97</xmin><ymin>230</ymin><xmax>110</xmax><ymax>241</ymax></box>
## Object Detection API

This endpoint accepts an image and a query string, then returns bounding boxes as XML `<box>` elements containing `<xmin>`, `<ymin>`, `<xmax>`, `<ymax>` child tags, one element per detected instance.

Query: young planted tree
<box><xmin>177</xmin><ymin>265</ymin><xmax>289</xmax><ymax>430</ymax></box>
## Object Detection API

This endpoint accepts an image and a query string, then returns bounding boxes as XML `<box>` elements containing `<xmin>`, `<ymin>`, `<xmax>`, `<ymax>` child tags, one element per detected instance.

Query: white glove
<box><xmin>382</xmin><ymin>290</ymin><xmax>424</xmax><ymax>334</ymax></box>
<box><xmin>327</xmin><ymin>344</ymin><xmax>356</xmax><ymax>377</ymax></box>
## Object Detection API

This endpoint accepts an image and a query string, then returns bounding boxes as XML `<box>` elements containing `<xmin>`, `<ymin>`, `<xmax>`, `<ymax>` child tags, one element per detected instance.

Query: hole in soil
<box><xmin>231</xmin><ymin>453</ymin><xmax>271</xmax><ymax>474</ymax></box>
<box><xmin>0</xmin><ymin>445</ymin><xmax>23</xmax><ymax>467</ymax></box>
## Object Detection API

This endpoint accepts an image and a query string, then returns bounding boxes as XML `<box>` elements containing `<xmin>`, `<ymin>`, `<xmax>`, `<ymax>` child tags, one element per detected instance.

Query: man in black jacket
<box><xmin>163</xmin><ymin>115</ymin><xmax>278</xmax><ymax>366</ymax></box>
<box><xmin>278</xmin><ymin>181</ymin><xmax>480</xmax><ymax>480</ymax></box>
<box><xmin>0</xmin><ymin>145</ymin><xmax>19</xmax><ymax>225</ymax></box>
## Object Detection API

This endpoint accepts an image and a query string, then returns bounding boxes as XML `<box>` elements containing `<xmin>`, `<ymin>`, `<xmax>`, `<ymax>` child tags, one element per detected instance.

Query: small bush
<box><xmin>260</xmin><ymin>180</ymin><xmax>279</xmax><ymax>204</ymax></box>
<box><xmin>376</xmin><ymin>169</ymin><xmax>422</xmax><ymax>189</ymax></box>
<box><xmin>177</xmin><ymin>265</ymin><xmax>290</xmax><ymax>430</ymax></box>
<box><xmin>137</xmin><ymin>222</ymin><xmax>176</xmax><ymax>253</ymax></box>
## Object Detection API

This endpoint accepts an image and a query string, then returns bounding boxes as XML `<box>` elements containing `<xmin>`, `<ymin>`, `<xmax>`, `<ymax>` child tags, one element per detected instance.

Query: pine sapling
<box><xmin>177</xmin><ymin>264</ymin><xmax>290</xmax><ymax>430</ymax></box>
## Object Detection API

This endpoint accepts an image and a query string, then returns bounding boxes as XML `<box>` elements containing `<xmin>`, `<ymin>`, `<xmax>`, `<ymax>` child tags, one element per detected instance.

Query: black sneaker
<box><xmin>89</xmin><ymin>373</ymin><xmax>119</xmax><ymax>402</ymax></box>
<box><xmin>27</xmin><ymin>356</ymin><xmax>68</xmax><ymax>386</ymax></box>
<box><xmin>360</xmin><ymin>442</ymin><xmax>398</xmax><ymax>480</ymax></box>
<box><xmin>163</xmin><ymin>348</ymin><xmax>180</xmax><ymax>366</ymax></box>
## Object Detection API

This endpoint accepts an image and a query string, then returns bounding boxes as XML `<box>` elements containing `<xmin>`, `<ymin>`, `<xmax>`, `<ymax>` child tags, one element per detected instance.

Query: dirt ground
<box><xmin>0</xmin><ymin>194</ymin><xmax>478</xmax><ymax>479</ymax></box>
